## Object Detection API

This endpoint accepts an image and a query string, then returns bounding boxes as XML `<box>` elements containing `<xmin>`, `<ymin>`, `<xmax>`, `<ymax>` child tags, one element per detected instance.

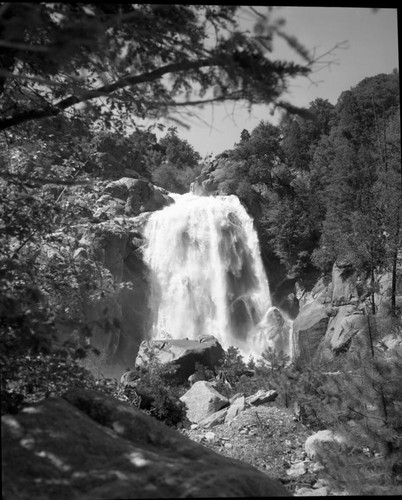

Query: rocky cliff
<box><xmin>292</xmin><ymin>262</ymin><xmax>402</xmax><ymax>368</ymax></box>
<box><xmin>49</xmin><ymin>177</ymin><xmax>174</xmax><ymax>377</ymax></box>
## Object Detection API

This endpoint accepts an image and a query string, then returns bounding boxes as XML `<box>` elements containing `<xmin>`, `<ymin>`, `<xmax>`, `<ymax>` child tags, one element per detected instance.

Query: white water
<box><xmin>143</xmin><ymin>193</ymin><xmax>290</xmax><ymax>358</ymax></box>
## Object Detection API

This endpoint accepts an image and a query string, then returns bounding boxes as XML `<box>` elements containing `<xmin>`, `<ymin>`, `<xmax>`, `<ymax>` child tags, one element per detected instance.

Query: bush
<box><xmin>0</xmin><ymin>348</ymin><xmax>108</xmax><ymax>415</ymax></box>
<box><xmin>119</xmin><ymin>359</ymin><xmax>187</xmax><ymax>427</ymax></box>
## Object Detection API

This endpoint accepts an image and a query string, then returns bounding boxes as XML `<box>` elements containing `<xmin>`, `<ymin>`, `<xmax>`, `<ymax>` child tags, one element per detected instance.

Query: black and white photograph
<box><xmin>1</xmin><ymin>4</ymin><xmax>400</xmax><ymax>498</ymax></box>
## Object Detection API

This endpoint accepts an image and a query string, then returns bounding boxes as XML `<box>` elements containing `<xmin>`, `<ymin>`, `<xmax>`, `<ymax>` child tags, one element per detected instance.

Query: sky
<box><xmin>158</xmin><ymin>6</ymin><xmax>399</xmax><ymax>159</ymax></box>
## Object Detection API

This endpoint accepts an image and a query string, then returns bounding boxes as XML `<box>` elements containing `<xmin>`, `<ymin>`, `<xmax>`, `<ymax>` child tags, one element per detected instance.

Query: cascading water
<box><xmin>143</xmin><ymin>192</ymin><xmax>291</xmax><ymax>358</ymax></box>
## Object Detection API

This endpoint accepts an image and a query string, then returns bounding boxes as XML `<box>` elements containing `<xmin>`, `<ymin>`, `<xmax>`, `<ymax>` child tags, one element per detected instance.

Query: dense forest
<box><xmin>1</xmin><ymin>3</ymin><xmax>401</xmax><ymax>497</ymax></box>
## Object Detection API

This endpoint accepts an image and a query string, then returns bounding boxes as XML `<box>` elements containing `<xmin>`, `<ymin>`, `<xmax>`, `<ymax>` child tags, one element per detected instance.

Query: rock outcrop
<box><xmin>292</xmin><ymin>261</ymin><xmax>402</xmax><ymax>366</ymax></box>
<box><xmin>102</xmin><ymin>177</ymin><xmax>174</xmax><ymax>217</ymax></box>
<box><xmin>52</xmin><ymin>177</ymin><xmax>174</xmax><ymax>376</ymax></box>
<box><xmin>245</xmin><ymin>389</ymin><xmax>278</xmax><ymax>406</ymax></box>
<box><xmin>133</xmin><ymin>336</ymin><xmax>225</xmax><ymax>383</ymax></box>
<box><xmin>2</xmin><ymin>389</ymin><xmax>291</xmax><ymax>498</ymax></box>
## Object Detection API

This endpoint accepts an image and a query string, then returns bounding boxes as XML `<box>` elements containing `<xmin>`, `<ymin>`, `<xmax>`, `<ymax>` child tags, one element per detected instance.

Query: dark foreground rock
<box><xmin>2</xmin><ymin>389</ymin><xmax>291</xmax><ymax>499</ymax></box>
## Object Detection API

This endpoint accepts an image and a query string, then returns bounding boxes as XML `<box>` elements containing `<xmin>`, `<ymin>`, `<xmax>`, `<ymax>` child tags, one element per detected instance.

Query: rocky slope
<box><xmin>179</xmin><ymin>402</ymin><xmax>347</xmax><ymax>497</ymax></box>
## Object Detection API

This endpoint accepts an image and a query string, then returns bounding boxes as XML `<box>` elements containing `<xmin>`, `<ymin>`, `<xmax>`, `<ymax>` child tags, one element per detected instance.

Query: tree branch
<box><xmin>0</xmin><ymin>58</ymin><xmax>218</xmax><ymax>131</ymax></box>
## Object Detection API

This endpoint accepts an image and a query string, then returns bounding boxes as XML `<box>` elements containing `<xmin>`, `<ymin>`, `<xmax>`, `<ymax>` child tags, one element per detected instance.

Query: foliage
<box><xmin>191</xmin><ymin>361</ymin><xmax>215</xmax><ymax>383</ymax></box>
<box><xmin>149</xmin><ymin>127</ymin><xmax>202</xmax><ymax>193</ymax></box>
<box><xmin>312</xmin><ymin>73</ymin><xmax>400</xmax><ymax>273</ymax></box>
<box><xmin>0</xmin><ymin>4</ymin><xmax>313</xmax><ymax>133</ymax></box>
<box><xmin>306</xmin><ymin>326</ymin><xmax>402</xmax><ymax>495</ymax></box>
<box><xmin>0</xmin><ymin>349</ymin><xmax>108</xmax><ymax>415</ymax></box>
<box><xmin>211</xmin><ymin>73</ymin><xmax>400</xmax><ymax>295</ymax></box>
<box><xmin>258</xmin><ymin>348</ymin><xmax>299</xmax><ymax>409</ymax></box>
<box><xmin>120</xmin><ymin>359</ymin><xmax>187</xmax><ymax>427</ymax></box>
<box><xmin>0</xmin><ymin>133</ymin><xmax>126</xmax><ymax>413</ymax></box>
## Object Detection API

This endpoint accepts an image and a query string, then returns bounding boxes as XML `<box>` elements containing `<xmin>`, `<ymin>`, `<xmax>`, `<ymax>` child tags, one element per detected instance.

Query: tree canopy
<box><xmin>0</xmin><ymin>3</ymin><xmax>317</xmax><ymax>134</ymax></box>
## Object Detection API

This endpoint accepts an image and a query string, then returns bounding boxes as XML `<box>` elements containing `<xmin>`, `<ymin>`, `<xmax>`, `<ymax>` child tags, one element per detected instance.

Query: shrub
<box><xmin>119</xmin><ymin>359</ymin><xmax>187</xmax><ymax>427</ymax></box>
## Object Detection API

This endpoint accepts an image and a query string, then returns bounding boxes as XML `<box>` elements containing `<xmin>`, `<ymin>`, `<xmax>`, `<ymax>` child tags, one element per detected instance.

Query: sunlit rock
<box><xmin>180</xmin><ymin>381</ymin><xmax>230</xmax><ymax>423</ymax></box>
<box><xmin>133</xmin><ymin>336</ymin><xmax>225</xmax><ymax>383</ymax></box>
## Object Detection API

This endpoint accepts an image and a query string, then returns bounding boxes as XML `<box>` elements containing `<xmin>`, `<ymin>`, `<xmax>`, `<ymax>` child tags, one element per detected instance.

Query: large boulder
<box><xmin>292</xmin><ymin>258</ymin><xmax>402</xmax><ymax>365</ymax></box>
<box><xmin>180</xmin><ymin>381</ymin><xmax>229</xmax><ymax>423</ymax></box>
<box><xmin>2</xmin><ymin>389</ymin><xmax>290</xmax><ymax>498</ymax></box>
<box><xmin>134</xmin><ymin>336</ymin><xmax>225</xmax><ymax>383</ymax></box>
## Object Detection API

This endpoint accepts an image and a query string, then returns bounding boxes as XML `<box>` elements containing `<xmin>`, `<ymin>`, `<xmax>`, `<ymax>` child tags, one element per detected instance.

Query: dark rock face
<box><xmin>75</xmin><ymin>217</ymin><xmax>152</xmax><ymax>373</ymax></box>
<box><xmin>133</xmin><ymin>336</ymin><xmax>225</xmax><ymax>383</ymax></box>
<box><xmin>2</xmin><ymin>389</ymin><xmax>291</xmax><ymax>498</ymax></box>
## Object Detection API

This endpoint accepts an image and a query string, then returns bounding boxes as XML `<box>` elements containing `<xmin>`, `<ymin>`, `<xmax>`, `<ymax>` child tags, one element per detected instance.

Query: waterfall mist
<box><xmin>143</xmin><ymin>193</ymin><xmax>290</xmax><ymax>358</ymax></box>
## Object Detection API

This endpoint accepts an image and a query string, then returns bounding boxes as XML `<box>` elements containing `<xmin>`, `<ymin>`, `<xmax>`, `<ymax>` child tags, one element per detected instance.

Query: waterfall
<box><xmin>143</xmin><ymin>192</ymin><xmax>290</xmax><ymax>358</ymax></box>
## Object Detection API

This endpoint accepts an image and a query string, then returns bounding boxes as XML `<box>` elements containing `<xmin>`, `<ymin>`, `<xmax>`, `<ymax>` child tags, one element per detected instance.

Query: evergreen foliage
<box><xmin>0</xmin><ymin>4</ymin><xmax>313</xmax><ymax>133</ymax></box>
<box><xmin>303</xmin><ymin>323</ymin><xmax>402</xmax><ymax>495</ymax></box>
